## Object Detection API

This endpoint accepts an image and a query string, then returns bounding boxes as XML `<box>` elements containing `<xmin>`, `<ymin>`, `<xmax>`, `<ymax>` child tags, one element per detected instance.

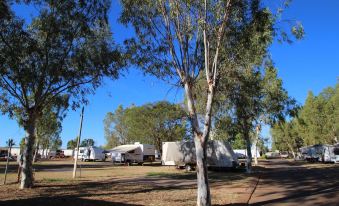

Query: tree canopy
<box><xmin>272</xmin><ymin>81</ymin><xmax>339</xmax><ymax>153</ymax></box>
<box><xmin>0</xmin><ymin>0</ymin><xmax>123</xmax><ymax>189</ymax></box>
<box><xmin>104</xmin><ymin>101</ymin><xmax>188</xmax><ymax>151</ymax></box>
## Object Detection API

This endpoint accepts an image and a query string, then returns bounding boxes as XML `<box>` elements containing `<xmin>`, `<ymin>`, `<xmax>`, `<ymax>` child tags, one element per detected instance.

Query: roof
<box><xmin>109</xmin><ymin>145</ymin><xmax>140</xmax><ymax>153</ymax></box>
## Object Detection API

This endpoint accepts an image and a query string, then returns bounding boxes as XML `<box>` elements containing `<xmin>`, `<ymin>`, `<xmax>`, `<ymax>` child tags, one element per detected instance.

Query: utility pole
<box><xmin>73</xmin><ymin>107</ymin><xmax>84</xmax><ymax>179</ymax></box>
<box><xmin>4</xmin><ymin>139</ymin><xmax>14</xmax><ymax>184</ymax></box>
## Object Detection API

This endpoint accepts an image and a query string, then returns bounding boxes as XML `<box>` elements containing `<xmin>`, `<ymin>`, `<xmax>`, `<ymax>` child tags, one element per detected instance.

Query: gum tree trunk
<box><xmin>287</xmin><ymin>143</ymin><xmax>296</xmax><ymax>159</ymax></box>
<box><xmin>245</xmin><ymin>132</ymin><xmax>252</xmax><ymax>173</ymax></box>
<box><xmin>21</xmin><ymin>114</ymin><xmax>37</xmax><ymax>189</ymax></box>
<box><xmin>33</xmin><ymin>139</ymin><xmax>39</xmax><ymax>163</ymax></box>
<box><xmin>184</xmin><ymin>82</ymin><xmax>213</xmax><ymax>206</ymax></box>
<box><xmin>195</xmin><ymin>137</ymin><xmax>210</xmax><ymax>206</ymax></box>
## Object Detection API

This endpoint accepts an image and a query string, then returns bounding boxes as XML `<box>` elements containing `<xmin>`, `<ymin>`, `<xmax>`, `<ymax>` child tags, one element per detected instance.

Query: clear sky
<box><xmin>0</xmin><ymin>0</ymin><xmax>338</xmax><ymax>148</ymax></box>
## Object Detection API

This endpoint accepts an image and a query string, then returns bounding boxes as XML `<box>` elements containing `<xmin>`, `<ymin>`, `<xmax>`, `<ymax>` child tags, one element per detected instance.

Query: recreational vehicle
<box><xmin>161</xmin><ymin>140</ymin><xmax>238</xmax><ymax>170</ymax></box>
<box><xmin>300</xmin><ymin>144</ymin><xmax>339</xmax><ymax>163</ymax></box>
<box><xmin>74</xmin><ymin>146</ymin><xmax>106</xmax><ymax>161</ymax></box>
<box><xmin>110</xmin><ymin>142</ymin><xmax>155</xmax><ymax>165</ymax></box>
<box><xmin>62</xmin><ymin>149</ymin><xmax>74</xmax><ymax>157</ymax></box>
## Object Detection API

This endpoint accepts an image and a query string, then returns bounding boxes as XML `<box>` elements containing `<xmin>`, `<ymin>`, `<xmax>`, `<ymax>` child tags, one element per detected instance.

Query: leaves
<box><xmin>104</xmin><ymin>101</ymin><xmax>189</xmax><ymax>151</ymax></box>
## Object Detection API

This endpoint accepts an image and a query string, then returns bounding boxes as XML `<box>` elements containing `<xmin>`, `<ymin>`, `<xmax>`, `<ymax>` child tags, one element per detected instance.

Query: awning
<box><xmin>109</xmin><ymin>145</ymin><xmax>140</xmax><ymax>153</ymax></box>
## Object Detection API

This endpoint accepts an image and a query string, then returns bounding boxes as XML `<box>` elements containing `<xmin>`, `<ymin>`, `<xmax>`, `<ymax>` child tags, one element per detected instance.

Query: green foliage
<box><xmin>36</xmin><ymin>103</ymin><xmax>66</xmax><ymax>151</ymax></box>
<box><xmin>104</xmin><ymin>105</ymin><xmax>127</xmax><ymax>148</ymax></box>
<box><xmin>271</xmin><ymin>120</ymin><xmax>303</xmax><ymax>154</ymax></box>
<box><xmin>19</xmin><ymin>137</ymin><xmax>25</xmax><ymax>152</ymax></box>
<box><xmin>272</xmin><ymin>81</ymin><xmax>339</xmax><ymax>150</ymax></box>
<box><xmin>80</xmin><ymin>138</ymin><xmax>95</xmax><ymax>147</ymax></box>
<box><xmin>0</xmin><ymin>0</ymin><xmax>122</xmax><ymax>124</ymax></box>
<box><xmin>104</xmin><ymin>101</ymin><xmax>188</xmax><ymax>151</ymax></box>
<box><xmin>67</xmin><ymin>138</ymin><xmax>78</xmax><ymax>150</ymax></box>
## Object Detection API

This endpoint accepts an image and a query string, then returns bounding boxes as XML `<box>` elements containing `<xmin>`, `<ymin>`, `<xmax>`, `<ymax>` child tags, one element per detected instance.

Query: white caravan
<box><xmin>62</xmin><ymin>149</ymin><xmax>74</xmax><ymax>157</ymax></box>
<box><xmin>110</xmin><ymin>142</ymin><xmax>155</xmax><ymax>165</ymax></box>
<box><xmin>74</xmin><ymin>146</ymin><xmax>106</xmax><ymax>161</ymax></box>
<box><xmin>162</xmin><ymin>140</ymin><xmax>238</xmax><ymax>170</ymax></box>
<box><xmin>300</xmin><ymin>144</ymin><xmax>339</xmax><ymax>163</ymax></box>
<box><xmin>233</xmin><ymin>149</ymin><xmax>260</xmax><ymax>159</ymax></box>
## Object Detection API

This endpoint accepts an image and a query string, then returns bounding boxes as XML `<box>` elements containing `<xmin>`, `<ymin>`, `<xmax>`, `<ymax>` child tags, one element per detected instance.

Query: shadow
<box><xmin>249</xmin><ymin>160</ymin><xmax>339</xmax><ymax>205</ymax></box>
<box><xmin>0</xmin><ymin>162</ymin><xmax>114</xmax><ymax>173</ymax></box>
<box><xmin>0</xmin><ymin>196</ymin><xmax>142</xmax><ymax>206</ymax></box>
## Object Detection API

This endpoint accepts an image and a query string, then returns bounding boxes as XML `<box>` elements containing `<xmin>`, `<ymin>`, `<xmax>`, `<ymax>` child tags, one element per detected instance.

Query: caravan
<box><xmin>74</xmin><ymin>146</ymin><xmax>106</xmax><ymax>161</ymax></box>
<box><xmin>110</xmin><ymin>142</ymin><xmax>155</xmax><ymax>165</ymax></box>
<box><xmin>300</xmin><ymin>144</ymin><xmax>339</xmax><ymax>163</ymax></box>
<box><xmin>162</xmin><ymin>140</ymin><xmax>238</xmax><ymax>170</ymax></box>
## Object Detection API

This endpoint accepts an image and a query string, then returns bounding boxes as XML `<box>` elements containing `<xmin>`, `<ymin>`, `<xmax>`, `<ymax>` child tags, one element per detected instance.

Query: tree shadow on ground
<box><xmin>249</xmin><ymin>160</ymin><xmax>339</xmax><ymax>206</ymax></box>
<box><xmin>0</xmin><ymin>196</ymin><xmax>142</xmax><ymax>206</ymax></box>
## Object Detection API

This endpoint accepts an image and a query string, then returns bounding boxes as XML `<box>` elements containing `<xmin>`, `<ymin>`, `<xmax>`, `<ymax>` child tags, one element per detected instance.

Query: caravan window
<box><xmin>80</xmin><ymin>150</ymin><xmax>84</xmax><ymax>153</ymax></box>
<box><xmin>334</xmin><ymin>147</ymin><xmax>339</xmax><ymax>155</ymax></box>
<box><xmin>128</xmin><ymin>150</ymin><xmax>135</xmax><ymax>154</ymax></box>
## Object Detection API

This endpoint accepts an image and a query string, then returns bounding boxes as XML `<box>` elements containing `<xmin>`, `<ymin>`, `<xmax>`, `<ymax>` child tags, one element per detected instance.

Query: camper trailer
<box><xmin>110</xmin><ymin>142</ymin><xmax>155</xmax><ymax>165</ymax></box>
<box><xmin>161</xmin><ymin>140</ymin><xmax>238</xmax><ymax>170</ymax></box>
<box><xmin>74</xmin><ymin>146</ymin><xmax>106</xmax><ymax>161</ymax></box>
<box><xmin>300</xmin><ymin>144</ymin><xmax>339</xmax><ymax>163</ymax></box>
<box><xmin>62</xmin><ymin>149</ymin><xmax>74</xmax><ymax>157</ymax></box>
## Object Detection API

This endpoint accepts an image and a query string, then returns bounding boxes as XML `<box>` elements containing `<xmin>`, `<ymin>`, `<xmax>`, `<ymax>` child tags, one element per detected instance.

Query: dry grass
<box><xmin>0</xmin><ymin>160</ymin><xmax>256</xmax><ymax>206</ymax></box>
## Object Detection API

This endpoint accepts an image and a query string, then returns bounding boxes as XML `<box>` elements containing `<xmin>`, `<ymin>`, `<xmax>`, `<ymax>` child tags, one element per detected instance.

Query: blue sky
<box><xmin>0</xmin><ymin>0</ymin><xmax>338</xmax><ymax>148</ymax></box>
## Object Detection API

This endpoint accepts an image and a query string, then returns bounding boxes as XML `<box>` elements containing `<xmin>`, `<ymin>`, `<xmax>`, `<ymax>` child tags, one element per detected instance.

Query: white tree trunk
<box><xmin>253</xmin><ymin>137</ymin><xmax>258</xmax><ymax>166</ymax></box>
<box><xmin>20</xmin><ymin>115</ymin><xmax>36</xmax><ymax>189</ymax></box>
<box><xmin>245</xmin><ymin>133</ymin><xmax>252</xmax><ymax>173</ymax></box>
<box><xmin>195</xmin><ymin>138</ymin><xmax>210</xmax><ymax>206</ymax></box>
<box><xmin>287</xmin><ymin>143</ymin><xmax>296</xmax><ymax>159</ymax></box>
<box><xmin>33</xmin><ymin>140</ymin><xmax>39</xmax><ymax>163</ymax></box>
<box><xmin>184</xmin><ymin>82</ymin><xmax>213</xmax><ymax>206</ymax></box>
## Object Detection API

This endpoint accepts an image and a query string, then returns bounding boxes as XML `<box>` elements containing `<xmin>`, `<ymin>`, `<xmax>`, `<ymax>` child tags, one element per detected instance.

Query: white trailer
<box><xmin>110</xmin><ymin>142</ymin><xmax>155</xmax><ymax>165</ymax></box>
<box><xmin>62</xmin><ymin>149</ymin><xmax>74</xmax><ymax>157</ymax></box>
<box><xmin>300</xmin><ymin>144</ymin><xmax>339</xmax><ymax>163</ymax></box>
<box><xmin>233</xmin><ymin>149</ymin><xmax>260</xmax><ymax>159</ymax></box>
<box><xmin>162</xmin><ymin>140</ymin><xmax>238</xmax><ymax>170</ymax></box>
<box><xmin>74</xmin><ymin>146</ymin><xmax>106</xmax><ymax>161</ymax></box>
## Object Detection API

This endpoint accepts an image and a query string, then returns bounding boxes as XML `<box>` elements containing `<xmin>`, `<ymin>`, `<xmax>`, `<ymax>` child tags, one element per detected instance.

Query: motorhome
<box><xmin>161</xmin><ymin>140</ymin><xmax>238</xmax><ymax>170</ymax></box>
<box><xmin>110</xmin><ymin>142</ymin><xmax>155</xmax><ymax>165</ymax></box>
<box><xmin>74</xmin><ymin>146</ymin><xmax>106</xmax><ymax>161</ymax></box>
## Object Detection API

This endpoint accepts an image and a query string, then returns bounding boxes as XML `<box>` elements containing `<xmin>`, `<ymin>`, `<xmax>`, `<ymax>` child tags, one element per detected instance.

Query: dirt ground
<box><xmin>0</xmin><ymin>159</ymin><xmax>338</xmax><ymax>206</ymax></box>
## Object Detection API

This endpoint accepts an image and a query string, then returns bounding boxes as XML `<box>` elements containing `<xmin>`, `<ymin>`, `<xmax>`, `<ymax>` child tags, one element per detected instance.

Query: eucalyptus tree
<box><xmin>0</xmin><ymin>1</ymin><xmax>123</xmax><ymax>188</ymax></box>
<box><xmin>104</xmin><ymin>101</ymin><xmax>188</xmax><ymax>151</ymax></box>
<box><xmin>271</xmin><ymin>120</ymin><xmax>303</xmax><ymax>158</ymax></box>
<box><xmin>119</xmin><ymin>0</ymin><xmax>284</xmax><ymax>205</ymax></box>
<box><xmin>33</xmin><ymin>100</ymin><xmax>67</xmax><ymax>162</ymax></box>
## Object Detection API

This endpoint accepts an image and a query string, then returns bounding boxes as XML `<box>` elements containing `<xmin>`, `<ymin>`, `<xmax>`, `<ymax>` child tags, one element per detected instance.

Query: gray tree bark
<box><xmin>245</xmin><ymin>133</ymin><xmax>252</xmax><ymax>173</ymax></box>
<box><xmin>33</xmin><ymin>139</ymin><xmax>39</xmax><ymax>163</ymax></box>
<box><xmin>20</xmin><ymin>114</ymin><xmax>37</xmax><ymax>189</ymax></box>
<box><xmin>184</xmin><ymin>82</ymin><xmax>213</xmax><ymax>206</ymax></box>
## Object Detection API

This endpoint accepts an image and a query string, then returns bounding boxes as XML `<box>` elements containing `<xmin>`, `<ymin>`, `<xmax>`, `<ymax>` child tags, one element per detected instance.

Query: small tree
<box><xmin>0</xmin><ymin>0</ymin><xmax>122</xmax><ymax>188</ymax></box>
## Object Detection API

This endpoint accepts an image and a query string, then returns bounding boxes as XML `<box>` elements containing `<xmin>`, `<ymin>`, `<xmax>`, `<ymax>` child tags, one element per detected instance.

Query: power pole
<box><xmin>73</xmin><ymin>107</ymin><xmax>84</xmax><ymax>179</ymax></box>
<box><xmin>4</xmin><ymin>139</ymin><xmax>14</xmax><ymax>184</ymax></box>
